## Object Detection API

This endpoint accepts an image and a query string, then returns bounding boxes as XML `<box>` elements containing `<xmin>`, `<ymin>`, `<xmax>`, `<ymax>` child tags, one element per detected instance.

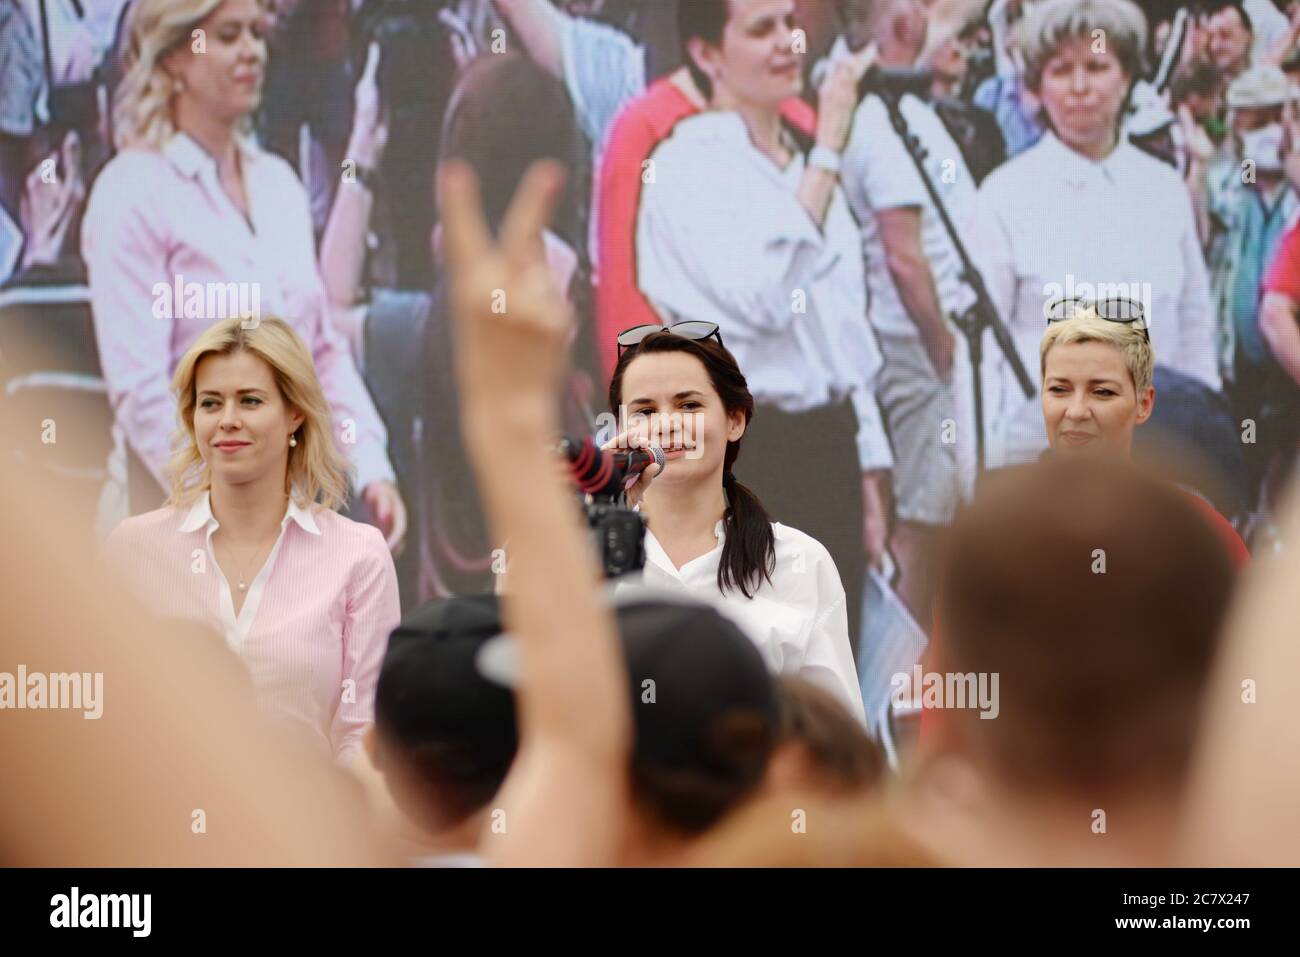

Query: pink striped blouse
<box><xmin>103</xmin><ymin>492</ymin><xmax>401</xmax><ymax>764</ymax></box>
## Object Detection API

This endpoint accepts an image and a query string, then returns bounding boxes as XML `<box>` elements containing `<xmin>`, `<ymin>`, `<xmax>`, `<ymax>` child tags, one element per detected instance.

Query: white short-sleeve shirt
<box><xmin>841</xmin><ymin>90</ymin><xmax>979</xmax><ymax>338</ymax></box>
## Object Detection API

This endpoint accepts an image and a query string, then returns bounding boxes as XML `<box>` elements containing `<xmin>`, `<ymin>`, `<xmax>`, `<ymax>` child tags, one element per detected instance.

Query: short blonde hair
<box><xmin>1040</xmin><ymin>314</ymin><xmax>1155</xmax><ymax>397</ymax></box>
<box><xmin>167</xmin><ymin>317</ymin><xmax>353</xmax><ymax>511</ymax></box>
<box><xmin>114</xmin><ymin>0</ymin><xmax>269</xmax><ymax>150</ymax></box>
<box><xmin>1021</xmin><ymin>0</ymin><xmax>1148</xmax><ymax>94</ymax></box>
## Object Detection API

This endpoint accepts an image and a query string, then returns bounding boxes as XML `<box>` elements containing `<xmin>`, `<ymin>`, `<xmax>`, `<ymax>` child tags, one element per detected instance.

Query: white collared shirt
<box><xmin>621</xmin><ymin>520</ymin><xmax>866</xmax><ymax>722</ymax></box>
<box><xmin>103</xmin><ymin>491</ymin><xmax>401</xmax><ymax>763</ymax></box>
<box><xmin>972</xmin><ymin>131</ymin><xmax>1218</xmax><ymax>467</ymax></box>
<box><xmin>636</xmin><ymin>110</ymin><xmax>893</xmax><ymax>471</ymax></box>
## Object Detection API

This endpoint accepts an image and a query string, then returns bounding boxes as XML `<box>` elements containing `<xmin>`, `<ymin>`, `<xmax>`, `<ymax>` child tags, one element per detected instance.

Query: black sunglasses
<box><xmin>1044</xmin><ymin>297</ymin><xmax>1150</xmax><ymax>342</ymax></box>
<box><xmin>616</xmin><ymin>321</ymin><xmax>725</xmax><ymax>357</ymax></box>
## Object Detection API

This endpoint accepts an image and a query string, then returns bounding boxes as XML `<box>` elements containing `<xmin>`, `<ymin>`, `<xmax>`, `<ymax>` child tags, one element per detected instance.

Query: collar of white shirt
<box><xmin>1036</xmin><ymin>130</ymin><xmax>1140</xmax><ymax>188</ymax></box>
<box><xmin>163</xmin><ymin>131</ymin><xmax>261</xmax><ymax>180</ymax></box>
<box><xmin>643</xmin><ymin>520</ymin><xmax>726</xmax><ymax>579</ymax></box>
<box><xmin>178</xmin><ymin>490</ymin><xmax>322</xmax><ymax>536</ymax></box>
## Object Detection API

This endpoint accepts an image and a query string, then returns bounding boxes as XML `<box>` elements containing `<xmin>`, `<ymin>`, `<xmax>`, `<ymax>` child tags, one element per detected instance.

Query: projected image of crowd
<box><xmin>1</xmin><ymin>0</ymin><xmax>1299</xmax><ymax>868</ymax></box>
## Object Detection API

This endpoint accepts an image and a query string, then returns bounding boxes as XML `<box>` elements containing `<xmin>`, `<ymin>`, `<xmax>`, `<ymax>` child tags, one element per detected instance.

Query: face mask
<box><xmin>1239</xmin><ymin>122</ymin><xmax>1285</xmax><ymax>171</ymax></box>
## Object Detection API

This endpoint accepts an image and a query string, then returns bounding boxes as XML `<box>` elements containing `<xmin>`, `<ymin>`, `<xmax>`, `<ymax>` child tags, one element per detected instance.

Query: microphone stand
<box><xmin>872</xmin><ymin>84</ymin><xmax>1036</xmax><ymax>475</ymax></box>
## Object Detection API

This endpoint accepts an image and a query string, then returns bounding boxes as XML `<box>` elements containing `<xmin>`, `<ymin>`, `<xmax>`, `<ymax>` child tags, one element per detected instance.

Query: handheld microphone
<box><xmin>558</xmin><ymin>436</ymin><xmax>665</xmax><ymax>499</ymax></box>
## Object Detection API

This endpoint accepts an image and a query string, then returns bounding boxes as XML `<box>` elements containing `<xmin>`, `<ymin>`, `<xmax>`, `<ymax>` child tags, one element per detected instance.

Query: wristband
<box><xmin>348</xmin><ymin>163</ymin><xmax>378</xmax><ymax>192</ymax></box>
<box><xmin>809</xmin><ymin>145</ymin><xmax>842</xmax><ymax>175</ymax></box>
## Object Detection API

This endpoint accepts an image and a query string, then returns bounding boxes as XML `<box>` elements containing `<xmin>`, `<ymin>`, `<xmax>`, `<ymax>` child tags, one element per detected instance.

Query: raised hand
<box><xmin>816</xmin><ymin>42</ymin><xmax>877</xmax><ymax>154</ymax></box>
<box><xmin>347</xmin><ymin>42</ymin><xmax>388</xmax><ymax>170</ymax></box>
<box><xmin>19</xmin><ymin>132</ymin><xmax>85</xmax><ymax>269</ymax></box>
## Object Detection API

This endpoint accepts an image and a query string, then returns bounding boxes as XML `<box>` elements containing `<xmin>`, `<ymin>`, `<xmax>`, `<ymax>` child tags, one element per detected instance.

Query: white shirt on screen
<box><xmin>636</xmin><ymin>110</ymin><xmax>892</xmax><ymax>472</ymax></box>
<box><xmin>103</xmin><ymin>491</ymin><xmax>401</xmax><ymax>764</ymax></box>
<box><xmin>621</xmin><ymin>519</ymin><xmax>867</xmax><ymax>723</ymax></box>
<box><xmin>840</xmin><ymin>86</ymin><xmax>979</xmax><ymax>339</ymax></box>
<box><xmin>1244</xmin><ymin>0</ymin><xmax>1290</xmax><ymax>65</ymax></box>
<box><xmin>535</xmin><ymin>0</ymin><xmax>645</xmax><ymax>153</ymax></box>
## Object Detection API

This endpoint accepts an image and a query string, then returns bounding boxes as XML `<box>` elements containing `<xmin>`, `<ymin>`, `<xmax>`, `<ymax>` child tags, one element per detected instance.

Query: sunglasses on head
<box><xmin>1044</xmin><ymin>297</ymin><xmax>1150</xmax><ymax>342</ymax></box>
<box><xmin>616</xmin><ymin>321</ymin><xmax>725</xmax><ymax>357</ymax></box>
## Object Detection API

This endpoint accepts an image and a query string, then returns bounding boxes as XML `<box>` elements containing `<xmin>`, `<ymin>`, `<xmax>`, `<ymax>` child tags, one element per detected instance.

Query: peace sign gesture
<box><xmin>438</xmin><ymin>159</ymin><xmax>574</xmax><ymax>413</ymax></box>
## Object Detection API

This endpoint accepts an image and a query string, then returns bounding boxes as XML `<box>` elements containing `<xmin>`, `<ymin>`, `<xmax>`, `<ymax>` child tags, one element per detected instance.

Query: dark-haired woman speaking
<box><xmin>607</xmin><ymin>327</ymin><xmax>865</xmax><ymax>720</ymax></box>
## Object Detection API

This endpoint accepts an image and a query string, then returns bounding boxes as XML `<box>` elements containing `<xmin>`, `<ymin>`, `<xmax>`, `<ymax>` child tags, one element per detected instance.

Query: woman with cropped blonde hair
<box><xmin>83</xmin><ymin>0</ymin><xmax>406</xmax><ymax>550</ymax></box>
<box><xmin>104</xmin><ymin>317</ymin><xmax>400</xmax><ymax>766</ymax></box>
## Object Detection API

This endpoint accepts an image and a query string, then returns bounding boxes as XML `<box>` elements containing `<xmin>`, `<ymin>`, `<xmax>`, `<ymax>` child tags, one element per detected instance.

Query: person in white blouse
<box><xmin>973</xmin><ymin>0</ymin><xmax>1219</xmax><ymax>470</ymax></box>
<box><xmin>103</xmin><ymin>316</ymin><xmax>401</xmax><ymax>765</ymax></box>
<box><xmin>635</xmin><ymin>0</ymin><xmax>891</xmax><ymax>652</ymax></box>
<box><xmin>605</xmin><ymin>325</ymin><xmax>866</xmax><ymax>722</ymax></box>
<box><xmin>82</xmin><ymin>0</ymin><xmax>406</xmax><ymax>548</ymax></box>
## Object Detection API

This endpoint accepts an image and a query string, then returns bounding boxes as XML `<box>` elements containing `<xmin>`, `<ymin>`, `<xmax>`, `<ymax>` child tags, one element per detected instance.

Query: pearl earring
<box><xmin>289</xmin><ymin>434</ymin><xmax>297</xmax><ymax>447</ymax></box>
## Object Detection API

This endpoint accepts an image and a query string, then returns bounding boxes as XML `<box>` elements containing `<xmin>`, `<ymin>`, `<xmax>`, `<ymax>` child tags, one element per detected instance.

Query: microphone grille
<box><xmin>648</xmin><ymin>444</ymin><xmax>666</xmax><ymax>468</ymax></box>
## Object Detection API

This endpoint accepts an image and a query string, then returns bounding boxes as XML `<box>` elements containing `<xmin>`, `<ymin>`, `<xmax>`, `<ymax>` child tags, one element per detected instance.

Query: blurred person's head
<box><xmin>678</xmin><ymin>0</ymin><xmax>805</xmax><ymax>107</ymax></box>
<box><xmin>1022</xmin><ymin>0</ymin><xmax>1147</xmax><ymax>157</ymax></box>
<box><xmin>616</xmin><ymin>599</ymin><xmax>780</xmax><ymax>855</ymax></box>
<box><xmin>1205</xmin><ymin>1</ymin><xmax>1253</xmax><ymax>78</ymax></box>
<box><xmin>1226</xmin><ymin>63</ymin><xmax>1294</xmax><ymax>174</ymax></box>
<box><xmin>918</xmin><ymin>0</ymin><xmax>984</xmax><ymax>92</ymax></box>
<box><xmin>843</xmin><ymin>0</ymin><xmax>929</xmax><ymax>66</ymax></box>
<box><xmin>764</xmin><ymin>675</ymin><xmax>887</xmax><ymax>797</ymax></box>
<box><xmin>793</xmin><ymin>0</ymin><xmax>845</xmax><ymax>69</ymax></box>
<box><xmin>1040</xmin><ymin>313</ymin><xmax>1155</xmax><ymax>458</ymax></box>
<box><xmin>115</xmin><ymin>0</ymin><xmax>271</xmax><ymax>150</ymax></box>
<box><xmin>609</xmin><ymin>330</ymin><xmax>776</xmax><ymax>599</ymax></box>
<box><xmin>168</xmin><ymin>316</ymin><xmax>351</xmax><ymax>510</ymax></box>
<box><xmin>369</xmin><ymin>597</ymin><xmax>518</xmax><ymax>849</ymax></box>
<box><xmin>437</xmin><ymin>53</ymin><xmax>581</xmax><ymax>258</ymax></box>
<box><xmin>1169</xmin><ymin>58</ymin><xmax>1226</xmax><ymax>122</ymax></box>
<box><xmin>917</xmin><ymin>456</ymin><xmax>1237</xmax><ymax>864</ymax></box>
<box><xmin>478</xmin><ymin>594</ymin><xmax>781</xmax><ymax>862</ymax></box>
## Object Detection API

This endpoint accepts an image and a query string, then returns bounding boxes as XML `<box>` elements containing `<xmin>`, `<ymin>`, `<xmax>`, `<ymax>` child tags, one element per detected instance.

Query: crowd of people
<box><xmin>2</xmin><ymin>148</ymin><xmax>1297</xmax><ymax>869</ymax></box>
<box><xmin>3</xmin><ymin>0</ymin><xmax>1299</xmax><ymax>615</ymax></box>
<box><xmin>1</xmin><ymin>0</ymin><xmax>1299</xmax><ymax>868</ymax></box>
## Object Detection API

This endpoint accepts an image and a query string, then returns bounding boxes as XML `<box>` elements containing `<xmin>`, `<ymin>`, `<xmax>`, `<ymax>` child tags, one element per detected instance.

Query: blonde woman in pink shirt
<box><xmin>82</xmin><ymin>0</ymin><xmax>406</xmax><ymax>550</ymax></box>
<box><xmin>104</xmin><ymin>316</ymin><xmax>401</xmax><ymax>766</ymax></box>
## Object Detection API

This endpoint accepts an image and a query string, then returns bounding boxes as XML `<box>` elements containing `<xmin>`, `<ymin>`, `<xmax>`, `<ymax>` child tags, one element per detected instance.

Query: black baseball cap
<box><xmin>375</xmin><ymin>595</ymin><xmax>518</xmax><ymax>775</ymax></box>
<box><xmin>477</xmin><ymin>587</ymin><xmax>780</xmax><ymax>805</ymax></box>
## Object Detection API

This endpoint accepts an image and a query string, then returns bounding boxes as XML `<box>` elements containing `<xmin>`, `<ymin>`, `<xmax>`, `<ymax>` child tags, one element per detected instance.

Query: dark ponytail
<box><xmin>609</xmin><ymin>333</ymin><xmax>776</xmax><ymax>599</ymax></box>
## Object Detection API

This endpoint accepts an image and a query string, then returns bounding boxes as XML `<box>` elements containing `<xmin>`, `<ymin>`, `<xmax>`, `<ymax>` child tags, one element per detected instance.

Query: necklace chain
<box><xmin>221</xmin><ymin>530</ymin><xmax>277</xmax><ymax>593</ymax></box>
